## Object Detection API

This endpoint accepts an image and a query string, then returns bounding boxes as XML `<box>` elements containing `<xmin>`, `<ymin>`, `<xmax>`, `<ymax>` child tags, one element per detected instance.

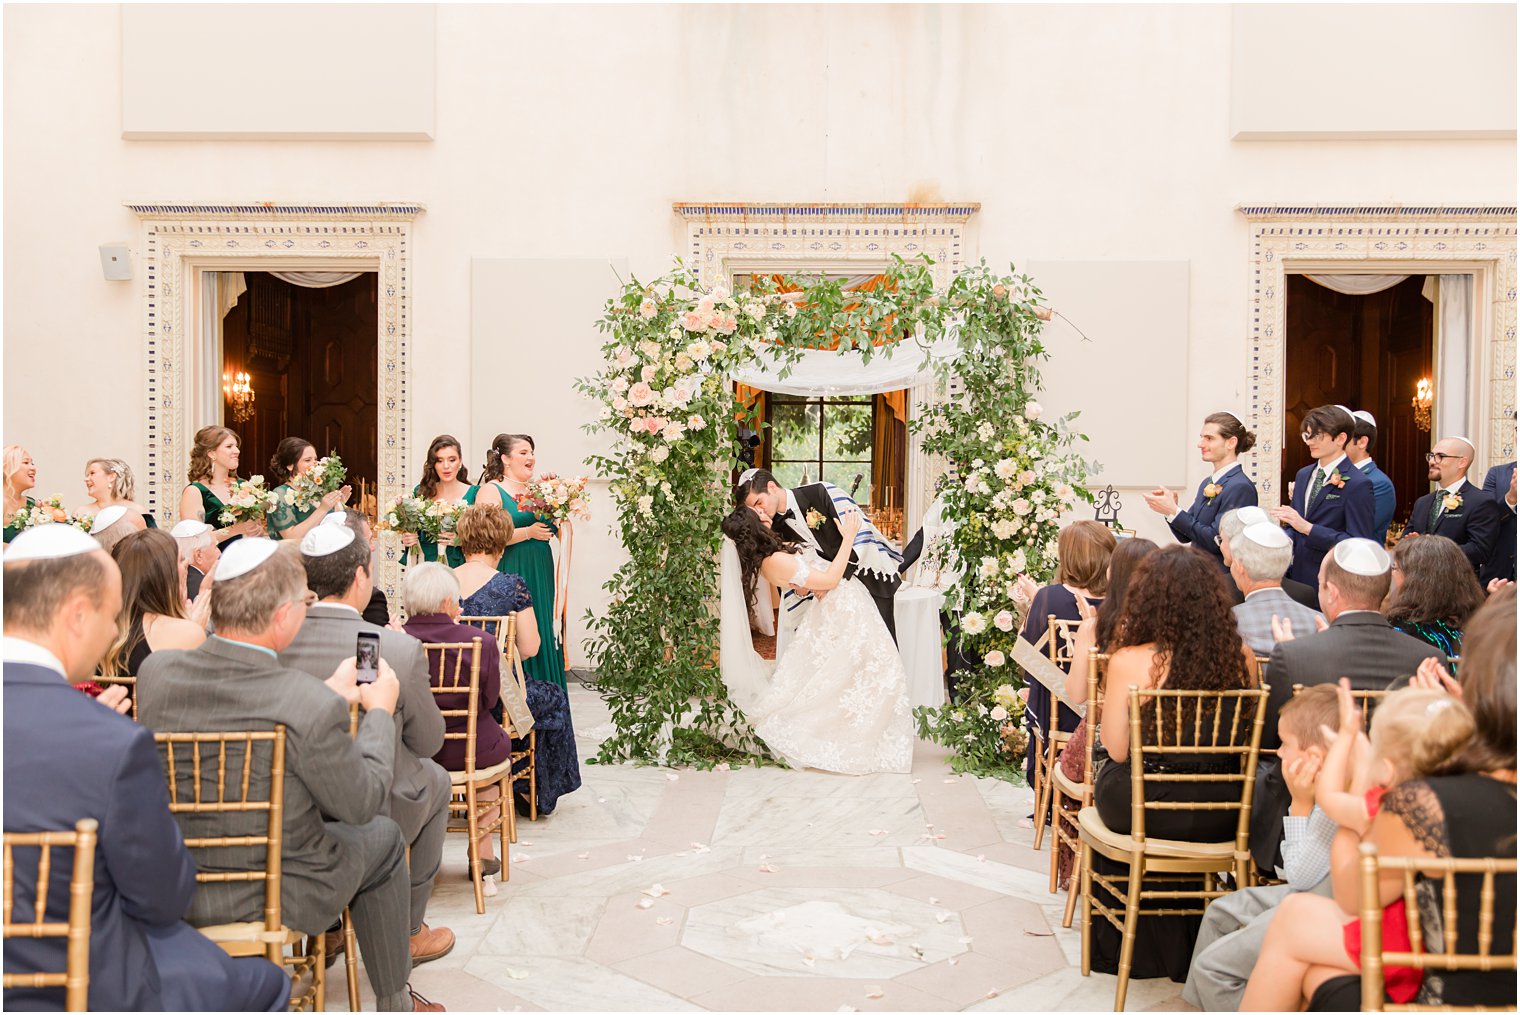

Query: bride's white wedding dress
<box><xmin>720</xmin><ymin>540</ymin><xmax>914</xmax><ymax>775</ymax></box>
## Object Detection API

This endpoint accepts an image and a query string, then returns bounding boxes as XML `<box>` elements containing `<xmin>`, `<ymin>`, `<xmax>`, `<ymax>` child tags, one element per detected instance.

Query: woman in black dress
<box><xmin>1089</xmin><ymin>545</ymin><xmax>1259</xmax><ymax>981</ymax></box>
<box><xmin>103</xmin><ymin>528</ymin><xmax>206</xmax><ymax>676</ymax></box>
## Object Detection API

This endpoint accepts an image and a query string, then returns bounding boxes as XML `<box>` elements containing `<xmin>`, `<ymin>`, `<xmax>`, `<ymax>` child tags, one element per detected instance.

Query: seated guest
<box><xmin>1385</xmin><ymin>535</ymin><xmax>1484</xmax><ymax>657</ymax></box>
<box><xmin>1241</xmin><ymin>684</ymin><xmax>1480</xmax><ymax>1011</ymax></box>
<box><xmin>1346</xmin><ymin>411</ymin><xmax>1396</xmax><ymax>545</ymax></box>
<box><xmin>454</xmin><ymin>502</ymin><xmax>582</xmax><ymax>818</ymax></box>
<box><xmin>1303</xmin><ymin>587</ymin><xmax>1516</xmax><ymax>1011</ymax></box>
<box><xmin>1015</xmin><ymin>520</ymin><xmax>1115</xmax><ymax>789</ymax></box>
<box><xmin>1271</xmin><ymin>404</ymin><xmax>1377</xmax><ymax>602</ymax></box>
<box><xmin>1088</xmin><ymin>545</ymin><xmax>1258</xmax><ymax>981</ymax></box>
<box><xmin>1479</xmin><ymin>459</ymin><xmax>1516</xmax><ymax>585</ymax></box>
<box><xmin>279</xmin><ymin>516</ymin><xmax>455</xmax><ymax>965</ymax></box>
<box><xmin>138</xmin><ymin>539</ymin><xmax>442</xmax><ymax>1013</ymax></box>
<box><xmin>81</xmin><ymin>457</ymin><xmax>157</xmax><ymax>529</ymax></box>
<box><xmin>103</xmin><ymin>528</ymin><xmax>205</xmax><ymax>676</ymax></box>
<box><xmin>90</xmin><ymin>503</ymin><xmax>144</xmax><ymax>555</ymax></box>
<box><xmin>1403</xmin><ymin>436</ymin><xmax>1501</xmax><ymax>574</ymax></box>
<box><xmin>171</xmin><ymin>518</ymin><xmax>220</xmax><ymax>601</ymax></box>
<box><xmin>1217</xmin><ymin>506</ymin><xmax>1317</xmax><ymax>609</ymax></box>
<box><xmin>403</xmin><ymin>562</ymin><xmax>511</xmax><ymax>877</ymax></box>
<box><xmin>1230</xmin><ymin>520</ymin><xmax>1325</xmax><ymax>655</ymax></box>
<box><xmin>1142</xmin><ymin>410</ymin><xmax>1259</xmax><ymax>574</ymax></box>
<box><xmin>1184</xmin><ymin>685</ymin><xmax>1340</xmax><ymax>1010</ymax></box>
<box><xmin>3</xmin><ymin>524</ymin><xmax>287</xmax><ymax>1011</ymax></box>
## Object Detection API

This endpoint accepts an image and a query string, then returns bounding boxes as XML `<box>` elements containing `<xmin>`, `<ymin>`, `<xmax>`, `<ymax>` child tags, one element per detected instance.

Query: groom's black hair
<box><xmin>734</xmin><ymin>468</ymin><xmax>780</xmax><ymax>507</ymax></box>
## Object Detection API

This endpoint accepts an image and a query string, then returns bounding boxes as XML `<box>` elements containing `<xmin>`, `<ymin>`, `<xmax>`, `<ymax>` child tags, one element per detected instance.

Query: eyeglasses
<box><xmin>1425</xmin><ymin>452</ymin><xmax>1463</xmax><ymax>463</ymax></box>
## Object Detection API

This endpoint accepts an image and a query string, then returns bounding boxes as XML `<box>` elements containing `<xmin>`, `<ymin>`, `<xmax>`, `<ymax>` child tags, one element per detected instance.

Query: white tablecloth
<box><xmin>895</xmin><ymin>587</ymin><xmax>946</xmax><ymax>710</ymax></box>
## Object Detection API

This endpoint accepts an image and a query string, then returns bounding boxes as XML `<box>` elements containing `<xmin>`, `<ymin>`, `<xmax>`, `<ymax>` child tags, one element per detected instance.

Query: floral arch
<box><xmin>577</xmin><ymin>257</ymin><xmax>1094</xmax><ymax>773</ymax></box>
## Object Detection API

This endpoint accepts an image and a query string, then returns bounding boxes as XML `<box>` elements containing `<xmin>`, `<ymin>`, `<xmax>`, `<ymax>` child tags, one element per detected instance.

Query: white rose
<box><xmin>962</xmin><ymin>612</ymin><xmax>987</xmax><ymax>635</ymax></box>
<box><xmin>639</xmin><ymin>340</ymin><xmax>663</xmax><ymax>359</ymax></box>
<box><xmin>649</xmin><ymin>446</ymin><xmax>670</xmax><ymax>463</ymax></box>
<box><xmin>992</xmin><ymin>519</ymin><xmax>1017</xmax><ymax>539</ymax></box>
<box><xmin>1010</xmin><ymin>549</ymin><xmax>1027</xmax><ymax>572</ymax></box>
<box><xmin>990</xmin><ymin>705</ymin><xmax>1009</xmax><ymax>722</ymax></box>
<box><xmin>1024</xmin><ymin>401</ymin><xmax>1043</xmax><ymax>420</ymax></box>
<box><xmin>1018</xmin><ymin>470</ymin><xmax>1036</xmax><ymax>486</ymax></box>
<box><xmin>611</xmin><ymin>377</ymin><xmax>629</xmax><ymax>394</ymax></box>
<box><xmin>993</xmin><ymin>610</ymin><xmax>1015</xmax><ymax>632</ymax></box>
<box><xmin>675</xmin><ymin>353</ymin><xmax>693</xmax><ymax>371</ymax></box>
<box><xmin>1012</xmin><ymin>498</ymin><xmax>1032</xmax><ymax>516</ymax></box>
<box><xmin>985</xmin><ymin>650</ymin><xmax>1006</xmax><ymax>668</ymax></box>
<box><xmin>979</xmin><ymin>557</ymin><xmax>999</xmax><ymax>579</ymax></box>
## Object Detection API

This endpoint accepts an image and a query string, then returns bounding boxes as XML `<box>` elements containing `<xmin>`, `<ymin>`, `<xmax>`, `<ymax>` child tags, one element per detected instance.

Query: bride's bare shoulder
<box><xmin>758</xmin><ymin>549</ymin><xmax>802</xmax><ymax>582</ymax></box>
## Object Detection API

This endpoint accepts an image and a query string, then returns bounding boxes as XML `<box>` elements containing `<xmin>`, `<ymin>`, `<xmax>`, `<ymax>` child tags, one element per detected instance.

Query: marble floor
<box><xmin>353</xmin><ymin>685</ymin><xmax>1192</xmax><ymax>1012</ymax></box>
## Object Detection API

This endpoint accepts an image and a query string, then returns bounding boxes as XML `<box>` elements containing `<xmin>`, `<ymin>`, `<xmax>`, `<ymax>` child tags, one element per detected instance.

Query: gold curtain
<box><xmin>734</xmin><ymin>383</ymin><xmax>767</xmax><ymax>468</ymax></box>
<box><xmin>871</xmin><ymin>390</ymin><xmax>908</xmax><ymax>510</ymax></box>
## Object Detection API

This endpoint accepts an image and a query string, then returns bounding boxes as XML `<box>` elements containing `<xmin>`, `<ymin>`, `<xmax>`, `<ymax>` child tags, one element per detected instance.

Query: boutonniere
<box><xmin>1203</xmin><ymin>483</ymin><xmax>1223</xmax><ymax>502</ymax></box>
<box><xmin>805</xmin><ymin>507</ymin><xmax>827</xmax><ymax>530</ymax></box>
<box><xmin>1326</xmin><ymin>470</ymin><xmax>1346</xmax><ymax>489</ymax></box>
<box><xmin>1443</xmin><ymin>492</ymin><xmax>1463</xmax><ymax>512</ymax></box>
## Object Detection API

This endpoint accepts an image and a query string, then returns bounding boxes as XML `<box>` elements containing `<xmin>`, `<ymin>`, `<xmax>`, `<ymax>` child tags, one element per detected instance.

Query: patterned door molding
<box><xmin>129</xmin><ymin>203</ymin><xmax>422</xmax><ymax>598</ymax></box>
<box><xmin>675</xmin><ymin>201</ymin><xmax>981</xmax><ymax>534</ymax></box>
<box><xmin>1240</xmin><ymin>205</ymin><xmax>1517</xmax><ymax>507</ymax></box>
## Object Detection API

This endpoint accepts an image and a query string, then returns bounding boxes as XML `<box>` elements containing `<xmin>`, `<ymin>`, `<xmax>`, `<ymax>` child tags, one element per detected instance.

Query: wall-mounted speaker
<box><xmin>99</xmin><ymin>243</ymin><xmax>132</xmax><ymax>281</ymax></box>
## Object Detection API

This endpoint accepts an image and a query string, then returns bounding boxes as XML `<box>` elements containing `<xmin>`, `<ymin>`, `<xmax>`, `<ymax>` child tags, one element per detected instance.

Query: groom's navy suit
<box><xmin>777</xmin><ymin>483</ymin><xmax>901</xmax><ymax>641</ymax></box>
<box><xmin>1284</xmin><ymin>458</ymin><xmax>1376</xmax><ymax>592</ymax></box>
<box><xmin>1168</xmin><ymin>464</ymin><xmax>1257</xmax><ymax>571</ymax></box>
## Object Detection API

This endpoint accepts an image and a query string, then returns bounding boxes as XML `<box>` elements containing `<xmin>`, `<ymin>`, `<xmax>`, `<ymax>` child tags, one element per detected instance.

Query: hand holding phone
<box><xmin>355</xmin><ymin>632</ymin><xmax>381</xmax><ymax>685</ymax></box>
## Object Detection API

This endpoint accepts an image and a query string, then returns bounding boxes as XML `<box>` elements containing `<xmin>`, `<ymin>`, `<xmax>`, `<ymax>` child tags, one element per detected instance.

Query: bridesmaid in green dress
<box><xmin>3</xmin><ymin>444</ymin><xmax>38</xmax><ymax>544</ymax></box>
<box><xmin>177</xmin><ymin>426</ymin><xmax>264</xmax><ymax>550</ymax></box>
<box><xmin>82</xmin><ymin>458</ymin><xmax>157</xmax><ymax>529</ymax></box>
<box><xmin>402</xmin><ymin>434</ymin><xmax>473</xmax><ymax>568</ymax></box>
<box><xmin>466</xmin><ymin>433</ymin><xmax>567</xmax><ymax>690</ymax></box>
<box><xmin>264</xmin><ymin>438</ymin><xmax>352</xmax><ymax>541</ymax></box>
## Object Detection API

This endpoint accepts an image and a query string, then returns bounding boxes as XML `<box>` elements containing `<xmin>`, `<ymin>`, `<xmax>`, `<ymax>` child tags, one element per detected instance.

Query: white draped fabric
<box><xmin>268</xmin><ymin>271</ymin><xmax>365</xmax><ymax>288</ymax></box>
<box><xmin>1427</xmin><ymin>275</ymin><xmax>1474</xmax><ymax>438</ymax></box>
<box><xmin>1303</xmin><ymin>274</ymin><xmax>1409</xmax><ymax>295</ymax></box>
<box><xmin>729</xmin><ymin>325</ymin><xmax>962</xmax><ymax>397</ymax></box>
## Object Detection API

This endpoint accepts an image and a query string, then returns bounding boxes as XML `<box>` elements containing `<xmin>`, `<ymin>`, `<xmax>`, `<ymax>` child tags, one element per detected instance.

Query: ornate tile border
<box><xmin>129</xmin><ymin>203</ymin><xmax>423</xmax><ymax>598</ymax></box>
<box><xmin>1240</xmin><ymin>205</ymin><xmax>1517</xmax><ymax>506</ymax></box>
<box><xmin>676</xmin><ymin>202</ymin><xmax>980</xmax><ymax>531</ymax></box>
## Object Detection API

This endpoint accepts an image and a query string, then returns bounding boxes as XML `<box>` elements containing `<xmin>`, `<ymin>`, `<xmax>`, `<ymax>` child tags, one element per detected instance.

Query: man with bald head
<box><xmin>1402</xmin><ymin>436</ymin><xmax>1500</xmax><ymax>573</ymax></box>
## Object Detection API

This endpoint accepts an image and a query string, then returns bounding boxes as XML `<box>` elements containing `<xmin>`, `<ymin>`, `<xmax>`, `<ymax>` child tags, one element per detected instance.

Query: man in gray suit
<box><xmin>281</xmin><ymin>515</ymin><xmax>455</xmax><ymax>964</ymax></box>
<box><xmin>138</xmin><ymin>539</ymin><xmax>443</xmax><ymax>1013</ymax></box>
<box><xmin>1229</xmin><ymin>520</ymin><xmax>1325</xmax><ymax>655</ymax></box>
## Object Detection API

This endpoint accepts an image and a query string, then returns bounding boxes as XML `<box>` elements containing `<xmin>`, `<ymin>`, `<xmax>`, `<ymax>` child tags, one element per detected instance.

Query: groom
<box><xmin>735</xmin><ymin>468</ymin><xmax>903</xmax><ymax>641</ymax></box>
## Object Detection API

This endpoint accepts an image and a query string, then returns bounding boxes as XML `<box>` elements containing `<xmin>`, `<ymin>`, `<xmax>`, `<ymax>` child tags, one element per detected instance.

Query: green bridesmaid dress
<box><xmin>3</xmin><ymin>496</ymin><xmax>36</xmax><ymax>543</ymax></box>
<box><xmin>192</xmin><ymin>483</ymin><xmax>242</xmax><ymax>550</ymax></box>
<box><xmin>465</xmin><ymin>482</ymin><xmax>567</xmax><ymax>690</ymax></box>
<box><xmin>410</xmin><ymin>484</ymin><xmax>465</xmax><ymax>568</ymax></box>
<box><xmin>265</xmin><ymin>484</ymin><xmax>315</xmax><ymax>540</ymax></box>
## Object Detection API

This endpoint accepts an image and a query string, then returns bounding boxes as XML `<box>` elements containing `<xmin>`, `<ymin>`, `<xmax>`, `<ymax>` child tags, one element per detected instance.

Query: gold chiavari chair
<box><xmin>155</xmin><ymin>727</ymin><xmax>325</xmax><ymax>1011</ymax></box>
<box><xmin>459</xmin><ymin>615</ymin><xmax>537</xmax><ymax>835</ymax></box>
<box><xmin>1031</xmin><ymin>615</ymin><xmax>1082</xmax><ymax>851</ymax></box>
<box><xmin>1290</xmin><ymin>683</ymin><xmax>1392</xmax><ymax>728</ymax></box>
<box><xmin>1078</xmin><ymin>686</ymin><xmax>1269</xmax><ymax>1011</ymax></box>
<box><xmin>2</xmin><ymin>819</ymin><xmax>98</xmax><ymax>1011</ymax></box>
<box><xmin>423</xmin><ymin>639</ymin><xmax>512</xmax><ymax>914</ymax></box>
<box><xmin>1050</xmin><ymin>650</ymin><xmax>1106</xmax><ymax>927</ymax></box>
<box><xmin>1359</xmin><ymin>843</ymin><xmax>1518</xmax><ymax>1012</ymax></box>
<box><xmin>90</xmin><ymin>675</ymin><xmax>138</xmax><ymax>722</ymax></box>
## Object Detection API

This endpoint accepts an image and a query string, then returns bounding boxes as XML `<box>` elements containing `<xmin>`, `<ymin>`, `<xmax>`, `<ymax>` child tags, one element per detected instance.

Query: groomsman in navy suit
<box><xmin>1347</xmin><ymin>410</ymin><xmax>1396</xmax><ymax>545</ymax></box>
<box><xmin>1479</xmin><ymin>460</ymin><xmax>1516</xmax><ymax>584</ymax></box>
<box><xmin>1402</xmin><ymin>436</ymin><xmax>1501</xmax><ymax>574</ymax></box>
<box><xmin>1143</xmin><ymin>410</ymin><xmax>1259</xmax><ymax>573</ymax></box>
<box><xmin>1271</xmin><ymin>405</ymin><xmax>1377</xmax><ymax>599</ymax></box>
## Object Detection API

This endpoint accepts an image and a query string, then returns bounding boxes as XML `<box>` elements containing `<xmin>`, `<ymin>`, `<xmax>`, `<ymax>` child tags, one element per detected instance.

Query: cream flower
<box><xmin>984</xmin><ymin>650</ymin><xmax>1006</xmax><ymax>668</ymax></box>
<box><xmin>686</xmin><ymin>414</ymin><xmax>706</xmax><ymax>431</ymax></box>
<box><xmin>993</xmin><ymin>610</ymin><xmax>1015</xmax><ymax>632</ymax></box>
<box><xmin>989</xmin><ymin>704</ymin><xmax>1009</xmax><ymax>721</ymax></box>
<box><xmin>1023</xmin><ymin>401</ymin><xmax>1044</xmax><ymax>420</ymax></box>
<box><xmin>962</xmin><ymin>612</ymin><xmax>987</xmax><ymax>635</ymax></box>
<box><xmin>628</xmin><ymin>382</ymin><xmax>655</xmax><ymax>407</ymax></box>
<box><xmin>639</xmin><ymin>298</ymin><xmax>658</xmax><ymax>319</ymax></box>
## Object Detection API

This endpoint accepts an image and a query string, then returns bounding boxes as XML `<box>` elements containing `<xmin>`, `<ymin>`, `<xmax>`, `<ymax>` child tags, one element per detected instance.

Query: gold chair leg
<box><xmin>1031</xmin><ymin>745</ymin><xmax>1048</xmax><ymax>850</ymax></box>
<box><xmin>1063</xmin><ymin>849</ymin><xmax>1082</xmax><ymax>929</ymax></box>
<box><xmin>1079</xmin><ymin>840</ymin><xmax>1093</xmax><ymax>977</ymax></box>
<box><xmin>313</xmin><ymin>930</ymin><xmax>327</xmax><ymax>1012</ymax></box>
<box><xmin>342</xmin><ymin>909</ymin><xmax>360</xmax><ymax>1012</ymax></box>
<box><xmin>498</xmin><ymin>775</ymin><xmax>510</xmax><ymax>885</ymax></box>
<box><xmin>1115</xmin><ymin>853</ymin><xmax>1144</xmax><ymax>1012</ymax></box>
<box><xmin>1049</xmin><ymin>803</ymin><xmax>1062</xmax><ymax>893</ymax></box>
<box><xmin>466</xmin><ymin>783</ymin><xmax>484</xmax><ymax>915</ymax></box>
<box><xmin>528</xmin><ymin>736</ymin><xmax>539</xmax><ymax>821</ymax></box>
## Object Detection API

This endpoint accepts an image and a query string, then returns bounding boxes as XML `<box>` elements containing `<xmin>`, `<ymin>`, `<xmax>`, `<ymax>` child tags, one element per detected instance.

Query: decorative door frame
<box><xmin>674</xmin><ymin>201</ymin><xmax>981</xmax><ymax>535</ymax></box>
<box><xmin>1240</xmin><ymin>205</ymin><xmax>1517</xmax><ymax>507</ymax></box>
<box><xmin>129</xmin><ymin>203</ymin><xmax>423</xmax><ymax>597</ymax></box>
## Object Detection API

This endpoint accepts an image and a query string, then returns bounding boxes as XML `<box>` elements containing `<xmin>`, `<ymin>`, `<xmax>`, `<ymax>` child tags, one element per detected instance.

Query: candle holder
<box><xmin>223</xmin><ymin>370</ymin><xmax>255</xmax><ymax>424</ymax></box>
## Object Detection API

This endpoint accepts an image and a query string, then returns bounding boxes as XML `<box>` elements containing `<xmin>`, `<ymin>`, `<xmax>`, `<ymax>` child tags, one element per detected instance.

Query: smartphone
<box><xmin>355</xmin><ymin>631</ymin><xmax>381</xmax><ymax>685</ymax></box>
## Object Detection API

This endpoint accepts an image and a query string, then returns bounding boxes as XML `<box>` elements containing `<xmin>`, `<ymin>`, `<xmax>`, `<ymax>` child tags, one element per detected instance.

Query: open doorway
<box><xmin>1282</xmin><ymin>274</ymin><xmax>1432</xmax><ymax>526</ymax></box>
<box><xmin>219</xmin><ymin>271</ymin><xmax>380</xmax><ymax>511</ymax></box>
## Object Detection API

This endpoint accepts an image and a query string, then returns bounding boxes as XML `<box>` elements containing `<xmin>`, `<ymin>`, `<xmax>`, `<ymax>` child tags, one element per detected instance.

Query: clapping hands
<box><xmin>1271</xmin><ymin>613</ymin><xmax>1328</xmax><ymax>644</ymax></box>
<box><xmin>1409</xmin><ymin>656</ymin><xmax>1461</xmax><ymax>698</ymax></box>
<box><xmin>1142</xmin><ymin>487</ymin><xmax>1180</xmax><ymax>516</ymax></box>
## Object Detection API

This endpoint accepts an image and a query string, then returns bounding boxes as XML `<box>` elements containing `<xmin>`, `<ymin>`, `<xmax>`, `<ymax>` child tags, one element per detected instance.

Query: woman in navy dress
<box><xmin>1143</xmin><ymin>411</ymin><xmax>1259</xmax><ymax>573</ymax></box>
<box><xmin>453</xmin><ymin>501</ymin><xmax>581</xmax><ymax>817</ymax></box>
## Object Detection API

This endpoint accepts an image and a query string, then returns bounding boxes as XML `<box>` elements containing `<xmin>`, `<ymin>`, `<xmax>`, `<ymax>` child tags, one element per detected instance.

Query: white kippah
<box><xmin>1441</xmin><ymin>435</ymin><xmax>1476</xmax><ymax>455</ymax></box>
<box><xmin>217</xmin><ymin>537</ymin><xmax>281</xmax><ymax>581</ymax></box>
<box><xmin>1216</xmin><ymin>409</ymin><xmax>1244</xmax><ymax>425</ymax></box>
<box><xmin>169</xmin><ymin>519</ymin><xmax>212</xmax><ymax>539</ymax></box>
<box><xmin>300</xmin><ymin>523</ymin><xmax>355</xmax><ymax>557</ymax></box>
<box><xmin>4</xmin><ymin>523</ymin><xmax>102</xmax><ymax>562</ymax></box>
<box><xmin>738</xmin><ymin>468</ymin><xmax>760</xmax><ymax>486</ymax></box>
<box><xmin>1241</xmin><ymin>521</ymin><xmax>1291</xmax><ymax>549</ymax></box>
<box><xmin>1334</xmin><ymin>404</ymin><xmax>1353</xmax><ymax>415</ymax></box>
<box><xmin>1332</xmin><ymin>537</ymin><xmax>1390</xmax><ymax>577</ymax></box>
<box><xmin>1232</xmin><ymin>505</ymin><xmax>1271</xmax><ymax>528</ymax></box>
<box><xmin>90</xmin><ymin>505</ymin><xmax>128</xmax><ymax>534</ymax></box>
<box><xmin>1351</xmin><ymin>410</ymin><xmax>1377</xmax><ymax>428</ymax></box>
<box><xmin>320</xmin><ymin>510</ymin><xmax>347</xmax><ymax>528</ymax></box>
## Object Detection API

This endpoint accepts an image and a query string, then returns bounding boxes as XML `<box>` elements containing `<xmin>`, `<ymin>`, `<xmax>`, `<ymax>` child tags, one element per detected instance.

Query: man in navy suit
<box><xmin>1403</xmin><ymin>436</ymin><xmax>1501</xmax><ymax>574</ymax></box>
<box><xmin>1479</xmin><ymin>460</ymin><xmax>1516</xmax><ymax>584</ymax></box>
<box><xmin>1271</xmin><ymin>405</ymin><xmax>1376</xmax><ymax>599</ymax></box>
<box><xmin>2</xmin><ymin>524</ymin><xmax>286</xmax><ymax>1012</ymax></box>
<box><xmin>1347</xmin><ymin>410</ymin><xmax>1396</xmax><ymax>545</ymax></box>
<box><xmin>1143</xmin><ymin>410</ymin><xmax>1259</xmax><ymax>573</ymax></box>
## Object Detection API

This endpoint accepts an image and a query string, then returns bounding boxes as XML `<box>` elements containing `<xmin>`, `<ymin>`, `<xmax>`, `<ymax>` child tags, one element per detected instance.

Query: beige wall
<box><xmin>5</xmin><ymin>4</ymin><xmax>1515</xmax><ymax>660</ymax></box>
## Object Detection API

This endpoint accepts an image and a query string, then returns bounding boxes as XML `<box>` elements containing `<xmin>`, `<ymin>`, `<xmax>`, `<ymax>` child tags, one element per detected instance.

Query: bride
<box><xmin>719</xmin><ymin>505</ymin><xmax>913</xmax><ymax>775</ymax></box>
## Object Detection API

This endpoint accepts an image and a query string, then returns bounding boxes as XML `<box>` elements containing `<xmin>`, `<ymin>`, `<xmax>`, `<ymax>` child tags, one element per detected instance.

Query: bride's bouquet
<box><xmin>287</xmin><ymin>451</ymin><xmax>347</xmax><ymax>509</ymax></box>
<box><xmin>384</xmin><ymin>495</ymin><xmax>465</xmax><ymax>542</ymax></box>
<box><xmin>218</xmin><ymin>476</ymin><xmax>279</xmax><ymax>526</ymax></box>
<box><xmin>518</xmin><ymin>473</ymin><xmax>591</xmax><ymax>524</ymax></box>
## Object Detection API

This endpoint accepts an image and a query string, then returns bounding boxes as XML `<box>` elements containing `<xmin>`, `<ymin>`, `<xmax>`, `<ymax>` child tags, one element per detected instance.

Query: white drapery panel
<box><xmin>1426</xmin><ymin>275</ymin><xmax>1474</xmax><ymax>439</ymax></box>
<box><xmin>1303</xmin><ymin>274</ymin><xmax>1410</xmax><ymax>295</ymax></box>
<box><xmin>217</xmin><ymin>272</ymin><xmax>247</xmax><ymax>318</ymax></box>
<box><xmin>729</xmin><ymin>326</ymin><xmax>962</xmax><ymax>397</ymax></box>
<box><xmin>269</xmin><ymin>270</ymin><xmax>364</xmax><ymax>288</ymax></box>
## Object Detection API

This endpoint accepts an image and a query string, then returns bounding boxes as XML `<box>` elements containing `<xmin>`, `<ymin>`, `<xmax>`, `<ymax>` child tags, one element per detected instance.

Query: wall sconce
<box><xmin>1412</xmin><ymin>377</ymin><xmax>1433</xmax><ymax>432</ymax></box>
<box><xmin>223</xmin><ymin>370</ymin><xmax>255</xmax><ymax>424</ymax></box>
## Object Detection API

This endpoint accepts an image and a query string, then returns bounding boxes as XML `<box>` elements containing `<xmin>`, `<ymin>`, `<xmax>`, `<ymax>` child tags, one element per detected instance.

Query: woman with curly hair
<box><xmin>1087</xmin><ymin>544</ymin><xmax>1259</xmax><ymax>982</ymax></box>
<box><xmin>1385</xmin><ymin>535</ymin><xmax>1485</xmax><ymax>658</ymax></box>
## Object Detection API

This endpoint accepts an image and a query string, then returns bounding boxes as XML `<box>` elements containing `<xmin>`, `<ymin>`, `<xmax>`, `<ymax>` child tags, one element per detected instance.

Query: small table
<box><xmin>895</xmin><ymin>586</ymin><xmax>947</xmax><ymax>710</ymax></box>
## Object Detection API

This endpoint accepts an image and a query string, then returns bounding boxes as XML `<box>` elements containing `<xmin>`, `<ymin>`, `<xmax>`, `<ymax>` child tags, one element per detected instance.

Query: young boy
<box><xmin>1182</xmin><ymin>685</ymin><xmax>1340</xmax><ymax>1010</ymax></box>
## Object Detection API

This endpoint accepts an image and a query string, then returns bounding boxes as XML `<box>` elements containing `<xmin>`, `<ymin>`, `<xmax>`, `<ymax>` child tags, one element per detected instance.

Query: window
<box><xmin>765</xmin><ymin>394</ymin><xmax>876</xmax><ymax>505</ymax></box>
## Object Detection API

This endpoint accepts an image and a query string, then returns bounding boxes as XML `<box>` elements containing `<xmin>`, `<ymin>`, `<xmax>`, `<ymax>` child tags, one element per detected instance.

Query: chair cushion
<box><xmin>1076</xmin><ymin>806</ymin><xmax>1236</xmax><ymax>858</ymax></box>
<box><xmin>1051</xmin><ymin>767</ymin><xmax>1086</xmax><ymax>801</ymax></box>
<box><xmin>449</xmin><ymin>758</ymin><xmax>512</xmax><ymax>784</ymax></box>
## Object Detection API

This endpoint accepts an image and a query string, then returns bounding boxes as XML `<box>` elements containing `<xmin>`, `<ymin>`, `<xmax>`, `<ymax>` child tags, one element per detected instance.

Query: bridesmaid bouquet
<box><xmin>11</xmin><ymin>495</ymin><xmax>69</xmax><ymax>533</ymax></box>
<box><xmin>288</xmin><ymin>451</ymin><xmax>347</xmax><ymax>509</ymax></box>
<box><xmin>384</xmin><ymin>496</ymin><xmax>465</xmax><ymax>541</ymax></box>
<box><xmin>519</xmin><ymin>474</ymin><xmax>591</xmax><ymax>524</ymax></box>
<box><xmin>218</xmin><ymin>476</ymin><xmax>279</xmax><ymax>526</ymax></box>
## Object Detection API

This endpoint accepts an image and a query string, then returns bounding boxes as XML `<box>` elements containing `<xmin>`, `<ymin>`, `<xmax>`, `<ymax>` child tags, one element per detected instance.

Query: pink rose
<box><xmin>647</xmin><ymin>416</ymin><xmax>669</xmax><ymax>433</ymax></box>
<box><xmin>628</xmin><ymin>382</ymin><xmax>655</xmax><ymax>406</ymax></box>
<box><xmin>615</xmin><ymin>348</ymin><xmax>634</xmax><ymax>367</ymax></box>
<box><xmin>681</xmin><ymin>311</ymin><xmax>706</xmax><ymax>332</ymax></box>
<box><xmin>639</xmin><ymin>298</ymin><xmax>658</xmax><ymax>319</ymax></box>
<box><xmin>715</xmin><ymin>316</ymin><xmax>738</xmax><ymax>335</ymax></box>
<box><xmin>696</xmin><ymin>297</ymin><xmax>715</xmax><ymax>315</ymax></box>
<box><xmin>641</xmin><ymin>364</ymin><xmax>658</xmax><ymax>383</ymax></box>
